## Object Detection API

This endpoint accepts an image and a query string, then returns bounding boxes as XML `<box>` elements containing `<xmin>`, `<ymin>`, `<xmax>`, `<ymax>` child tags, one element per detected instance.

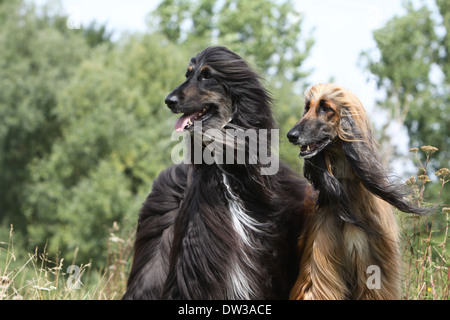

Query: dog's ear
<box><xmin>338</xmin><ymin>108</ymin><xmax>363</xmax><ymax>142</ymax></box>
<box><xmin>304</xmin><ymin>153</ymin><xmax>374</xmax><ymax>234</ymax></box>
<box><xmin>340</xmin><ymin>115</ymin><xmax>429</xmax><ymax>216</ymax></box>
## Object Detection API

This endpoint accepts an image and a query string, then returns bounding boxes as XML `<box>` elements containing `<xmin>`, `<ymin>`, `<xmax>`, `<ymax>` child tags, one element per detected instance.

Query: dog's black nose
<box><xmin>165</xmin><ymin>94</ymin><xmax>178</xmax><ymax>109</ymax></box>
<box><xmin>287</xmin><ymin>129</ymin><xmax>300</xmax><ymax>144</ymax></box>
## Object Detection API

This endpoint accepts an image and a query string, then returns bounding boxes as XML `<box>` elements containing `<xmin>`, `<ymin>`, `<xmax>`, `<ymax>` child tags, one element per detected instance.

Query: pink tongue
<box><xmin>174</xmin><ymin>112</ymin><xmax>199</xmax><ymax>132</ymax></box>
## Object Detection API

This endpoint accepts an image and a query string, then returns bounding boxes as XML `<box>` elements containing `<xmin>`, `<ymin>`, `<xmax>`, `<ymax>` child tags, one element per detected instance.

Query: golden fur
<box><xmin>289</xmin><ymin>84</ymin><xmax>409</xmax><ymax>300</ymax></box>
<box><xmin>290</xmin><ymin>153</ymin><xmax>401</xmax><ymax>299</ymax></box>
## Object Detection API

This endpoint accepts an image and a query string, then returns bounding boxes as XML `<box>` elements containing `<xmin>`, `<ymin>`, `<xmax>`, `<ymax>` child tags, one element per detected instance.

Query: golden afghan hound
<box><xmin>287</xmin><ymin>83</ymin><xmax>427</xmax><ymax>300</ymax></box>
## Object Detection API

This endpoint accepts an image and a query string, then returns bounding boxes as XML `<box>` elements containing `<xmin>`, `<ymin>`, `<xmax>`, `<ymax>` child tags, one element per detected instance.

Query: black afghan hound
<box><xmin>122</xmin><ymin>46</ymin><xmax>314</xmax><ymax>300</ymax></box>
<box><xmin>287</xmin><ymin>83</ymin><xmax>428</xmax><ymax>299</ymax></box>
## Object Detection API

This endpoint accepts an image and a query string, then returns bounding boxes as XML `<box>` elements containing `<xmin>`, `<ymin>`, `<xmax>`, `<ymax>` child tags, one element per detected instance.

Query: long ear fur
<box><xmin>340</xmin><ymin>112</ymin><xmax>429</xmax><ymax>216</ymax></box>
<box><xmin>304</xmin><ymin>153</ymin><xmax>374</xmax><ymax>234</ymax></box>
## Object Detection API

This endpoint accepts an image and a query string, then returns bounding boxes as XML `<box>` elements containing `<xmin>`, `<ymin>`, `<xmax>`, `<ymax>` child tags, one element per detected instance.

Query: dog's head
<box><xmin>287</xmin><ymin>83</ymin><xmax>370</xmax><ymax>158</ymax></box>
<box><xmin>165</xmin><ymin>46</ymin><xmax>274</xmax><ymax>133</ymax></box>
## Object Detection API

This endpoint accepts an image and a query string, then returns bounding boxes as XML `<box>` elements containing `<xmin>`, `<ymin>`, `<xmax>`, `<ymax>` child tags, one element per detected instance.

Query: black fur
<box><xmin>123</xmin><ymin>46</ymin><xmax>312</xmax><ymax>300</ymax></box>
<box><xmin>340</xmin><ymin>113</ymin><xmax>429</xmax><ymax>216</ymax></box>
<box><xmin>303</xmin><ymin>152</ymin><xmax>370</xmax><ymax>231</ymax></box>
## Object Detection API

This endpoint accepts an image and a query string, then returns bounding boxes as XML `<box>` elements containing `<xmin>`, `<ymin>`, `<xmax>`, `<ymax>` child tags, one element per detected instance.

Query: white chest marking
<box><xmin>221</xmin><ymin>174</ymin><xmax>269</xmax><ymax>299</ymax></box>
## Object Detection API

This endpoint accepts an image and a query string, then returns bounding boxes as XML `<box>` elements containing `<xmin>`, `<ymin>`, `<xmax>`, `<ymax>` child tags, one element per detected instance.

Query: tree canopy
<box><xmin>361</xmin><ymin>1</ymin><xmax>449</xmax><ymax>170</ymax></box>
<box><xmin>1</xmin><ymin>0</ymin><xmax>448</xmax><ymax>269</ymax></box>
<box><xmin>361</xmin><ymin>0</ymin><xmax>450</xmax><ymax>204</ymax></box>
<box><xmin>0</xmin><ymin>0</ymin><xmax>313</xmax><ymax>265</ymax></box>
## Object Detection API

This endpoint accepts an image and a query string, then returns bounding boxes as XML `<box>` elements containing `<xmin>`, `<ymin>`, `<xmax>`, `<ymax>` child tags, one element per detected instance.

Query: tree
<box><xmin>0</xmin><ymin>0</ymin><xmax>88</xmax><ymax>236</ymax></box>
<box><xmin>360</xmin><ymin>0</ymin><xmax>450</xmax><ymax>204</ymax></box>
<box><xmin>22</xmin><ymin>33</ymin><xmax>190</xmax><ymax>263</ymax></box>
<box><xmin>361</xmin><ymin>1</ymin><xmax>448</xmax><ymax>170</ymax></box>
<box><xmin>151</xmin><ymin>0</ymin><xmax>314</xmax><ymax>169</ymax></box>
<box><xmin>152</xmin><ymin>0</ymin><xmax>313</xmax><ymax>82</ymax></box>
<box><xmin>0</xmin><ymin>0</ymin><xmax>314</xmax><ymax>265</ymax></box>
<box><xmin>0</xmin><ymin>0</ymin><xmax>187</xmax><ymax>263</ymax></box>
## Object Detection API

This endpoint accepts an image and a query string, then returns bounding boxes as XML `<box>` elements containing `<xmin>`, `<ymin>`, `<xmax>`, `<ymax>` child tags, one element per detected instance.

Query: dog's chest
<box><xmin>221</xmin><ymin>174</ymin><xmax>270</xmax><ymax>299</ymax></box>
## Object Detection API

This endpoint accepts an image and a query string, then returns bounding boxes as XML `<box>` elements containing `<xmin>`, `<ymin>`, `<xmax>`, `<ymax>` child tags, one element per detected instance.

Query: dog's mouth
<box><xmin>299</xmin><ymin>138</ymin><xmax>330</xmax><ymax>159</ymax></box>
<box><xmin>174</xmin><ymin>105</ymin><xmax>214</xmax><ymax>132</ymax></box>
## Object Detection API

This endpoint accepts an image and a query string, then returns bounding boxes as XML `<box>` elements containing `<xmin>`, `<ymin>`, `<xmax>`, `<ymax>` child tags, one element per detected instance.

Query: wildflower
<box><xmin>109</xmin><ymin>233</ymin><xmax>124</xmax><ymax>243</ymax></box>
<box><xmin>405</xmin><ymin>176</ymin><xmax>416</xmax><ymax>185</ymax></box>
<box><xmin>0</xmin><ymin>276</ymin><xmax>10</xmax><ymax>290</ymax></box>
<box><xmin>0</xmin><ymin>276</ymin><xmax>10</xmax><ymax>285</ymax></box>
<box><xmin>409</xmin><ymin>148</ymin><xmax>419</xmax><ymax>153</ymax></box>
<box><xmin>435</xmin><ymin>168</ymin><xmax>450</xmax><ymax>178</ymax></box>
<box><xmin>442</xmin><ymin>207</ymin><xmax>450</xmax><ymax>215</ymax></box>
<box><xmin>409</xmin><ymin>185</ymin><xmax>420</xmax><ymax>197</ymax></box>
<box><xmin>417</xmin><ymin>175</ymin><xmax>431</xmax><ymax>182</ymax></box>
<box><xmin>420</xmin><ymin>145</ymin><xmax>438</xmax><ymax>154</ymax></box>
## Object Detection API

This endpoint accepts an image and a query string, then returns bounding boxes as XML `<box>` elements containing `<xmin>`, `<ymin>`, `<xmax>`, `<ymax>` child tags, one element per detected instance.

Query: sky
<box><xmin>33</xmin><ymin>0</ymin><xmax>418</xmax><ymax>172</ymax></box>
<box><xmin>42</xmin><ymin>0</ymin><xmax>406</xmax><ymax>107</ymax></box>
<box><xmin>35</xmin><ymin>0</ymin><xmax>407</xmax><ymax>102</ymax></box>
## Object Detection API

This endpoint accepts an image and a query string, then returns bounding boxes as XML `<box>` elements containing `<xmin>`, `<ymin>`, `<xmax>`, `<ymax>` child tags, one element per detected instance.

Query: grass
<box><xmin>1</xmin><ymin>145</ymin><xmax>449</xmax><ymax>300</ymax></box>
<box><xmin>0</xmin><ymin>222</ymin><xmax>134</xmax><ymax>300</ymax></box>
<box><xmin>399</xmin><ymin>146</ymin><xmax>450</xmax><ymax>299</ymax></box>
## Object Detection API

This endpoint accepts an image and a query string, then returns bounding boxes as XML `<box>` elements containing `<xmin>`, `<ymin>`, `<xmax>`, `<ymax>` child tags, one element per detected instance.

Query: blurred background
<box><xmin>0</xmin><ymin>0</ymin><xmax>449</xmax><ymax>298</ymax></box>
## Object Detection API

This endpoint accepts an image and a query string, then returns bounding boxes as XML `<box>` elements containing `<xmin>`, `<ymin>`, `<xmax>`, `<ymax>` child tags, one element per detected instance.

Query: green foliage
<box><xmin>0</xmin><ymin>0</ymin><xmax>448</xmax><ymax>300</ymax></box>
<box><xmin>152</xmin><ymin>0</ymin><xmax>314</xmax><ymax>83</ymax></box>
<box><xmin>0</xmin><ymin>0</ymin><xmax>88</xmax><ymax>233</ymax></box>
<box><xmin>0</xmin><ymin>0</ymin><xmax>313</xmax><ymax>266</ymax></box>
<box><xmin>364</xmin><ymin>4</ymin><xmax>450</xmax><ymax>298</ymax></box>
<box><xmin>399</xmin><ymin>147</ymin><xmax>449</xmax><ymax>299</ymax></box>
<box><xmin>78</xmin><ymin>21</ymin><xmax>114</xmax><ymax>48</ymax></box>
<box><xmin>0</xmin><ymin>223</ymin><xmax>133</xmax><ymax>300</ymax></box>
<box><xmin>22</xmin><ymin>35</ymin><xmax>190</xmax><ymax>262</ymax></box>
<box><xmin>361</xmin><ymin>1</ymin><xmax>450</xmax><ymax>171</ymax></box>
<box><xmin>151</xmin><ymin>0</ymin><xmax>313</xmax><ymax>170</ymax></box>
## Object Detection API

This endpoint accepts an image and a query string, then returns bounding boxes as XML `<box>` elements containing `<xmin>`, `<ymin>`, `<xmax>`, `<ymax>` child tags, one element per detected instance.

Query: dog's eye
<box><xmin>201</xmin><ymin>73</ymin><xmax>211</xmax><ymax>81</ymax></box>
<box><xmin>319</xmin><ymin>100</ymin><xmax>334</xmax><ymax>113</ymax></box>
<box><xmin>200</xmin><ymin>67</ymin><xmax>212</xmax><ymax>81</ymax></box>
